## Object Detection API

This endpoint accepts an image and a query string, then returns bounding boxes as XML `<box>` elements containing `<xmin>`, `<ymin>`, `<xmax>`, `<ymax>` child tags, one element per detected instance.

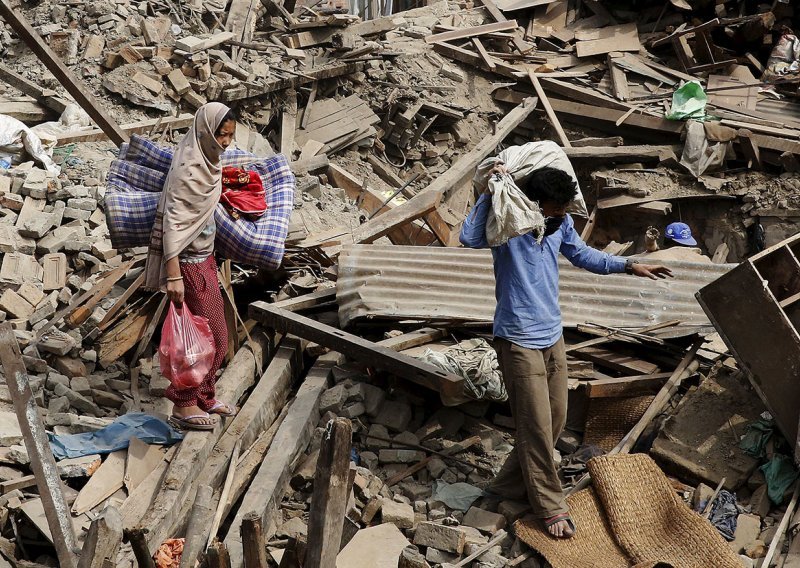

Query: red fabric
<box><xmin>165</xmin><ymin>256</ymin><xmax>228</xmax><ymax>411</ymax></box>
<box><xmin>221</xmin><ymin>166</ymin><xmax>267</xmax><ymax>218</ymax></box>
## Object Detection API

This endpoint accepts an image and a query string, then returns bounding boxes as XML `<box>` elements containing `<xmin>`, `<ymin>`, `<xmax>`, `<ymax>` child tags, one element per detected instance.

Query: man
<box><xmin>460</xmin><ymin>165</ymin><xmax>672</xmax><ymax>539</ymax></box>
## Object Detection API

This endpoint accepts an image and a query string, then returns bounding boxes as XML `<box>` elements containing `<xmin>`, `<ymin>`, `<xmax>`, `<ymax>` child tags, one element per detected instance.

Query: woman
<box><xmin>144</xmin><ymin>102</ymin><xmax>237</xmax><ymax>430</ymax></box>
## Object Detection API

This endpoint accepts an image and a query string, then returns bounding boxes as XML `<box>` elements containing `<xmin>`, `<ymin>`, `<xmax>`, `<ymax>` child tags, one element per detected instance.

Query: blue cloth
<box><xmin>460</xmin><ymin>193</ymin><xmax>627</xmax><ymax>349</ymax></box>
<box><xmin>49</xmin><ymin>413</ymin><xmax>184</xmax><ymax>460</ymax></box>
<box><xmin>104</xmin><ymin>135</ymin><xmax>295</xmax><ymax>270</ymax></box>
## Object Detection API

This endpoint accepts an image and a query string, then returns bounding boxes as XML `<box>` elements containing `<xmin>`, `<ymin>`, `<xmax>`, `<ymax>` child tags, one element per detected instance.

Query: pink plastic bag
<box><xmin>159</xmin><ymin>302</ymin><xmax>215</xmax><ymax>390</ymax></box>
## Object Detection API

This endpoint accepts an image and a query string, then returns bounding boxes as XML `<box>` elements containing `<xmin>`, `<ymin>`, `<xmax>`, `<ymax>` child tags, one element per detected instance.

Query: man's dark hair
<box><xmin>521</xmin><ymin>167</ymin><xmax>578</xmax><ymax>205</ymax></box>
<box><xmin>215</xmin><ymin>109</ymin><xmax>237</xmax><ymax>134</ymax></box>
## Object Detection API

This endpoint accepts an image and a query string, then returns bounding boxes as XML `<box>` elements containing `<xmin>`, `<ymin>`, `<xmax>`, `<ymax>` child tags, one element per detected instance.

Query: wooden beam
<box><xmin>280</xmin><ymin>90</ymin><xmax>298</xmax><ymax>158</ymax></box>
<box><xmin>549</xmin><ymin>98</ymin><xmax>684</xmax><ymax>137</ymax></box>
<box><xmin>78</xmin><ymin>506</ymin><xmax>123</xmax><ymax>568</ymax></box>
<box><xmin>528</xmin><ymin>70</ymin><xmax>570</xmax><ymax>147</ymax></box>
<box><xmin>474</xmin><ymin>0</ymin><xmax>528</xmax><ymax>53</ymax></box>
<box><xmin>351</xmin><ymin>98</ymin><xmax>537</xmax><ymax>244</ymax></box>
<box><xmin>272</xmin><ymin>288</ymin><xmax>337</xmax><ymax>312</ymax></box>
<box><xmin>0</xmin><ymin>323</ymin><xmax>77</xmax><ymax>568</ymax></box>
<box><xmin>224</xmin><ymin>351</ymin><xmax>345</xmax><ymax>566</ymax></box>
<box><xmin>425</xmin><ymin>21</ymin><xmax>517</xmax><ymax>44</ymax></box>
<box><xmin>376</xmin><ymin>327</ymin><xmax>447</xmax><ymax>352</ymax></box>
<box><xmin>305</xmin><ymin>418</ymin><xmax>352</xmax><ymax>568</ymax></box>
<box><xmin>571</xmin><ymin>344</ymin><xmax>660</xmax><ymax>375</ymax></box>
<box><xmin>585</xmin><ymin>372</ymin><xmax>672</xmax><ymax>398</ymax></box>
<box><xmin>737</xmin><ymin>129</ymin><xmax>762</xmax><ymax>170</ymax></box>
<box><xmin>432</xmin><ymin>42</ymin><xmax>518</xmax><ymax>79</ymax></box>
<box><xmin>563</xmin><ymin>145</ymin><xmax>676</xmax><ymax>162</ymax></box>
<box><xmin>539</xmin><ymin>77</ymin><xmax>630</xmax><ymax>111</ymax></box>
<box><xmin>0</xmin><ymin>63</ymin><xmax>68</xmax><ymax>114</ymax></box>
<box><xmin>220</xmin><ymin>62</ymin><xmax>364</xmax><ymax>102</ymax></box>
<box><xmin>241</xmin><ymin>514</ymin><xmax>268</xmax><ymax>568</ymax></box>
<box><xmin>249</xmin><ymin>304</ymin><xmax>465</xmax><ymax>402</ymax></box>
<box><xmin>56</xmin><ymin>115</ymin><xmax>195</xmax><ymax>145</ymax></box>
<box><xmin>0</xmin><ymin>0</ymin><xmax>128</xmax><ymax>146</ymax></box>
<box><xmin>471</xmin><ymin>38</ymin><xmax>496</xmax><ymax>71</ymax></box>
<box><xmin>121</xmin><ymin>331</ymin><xmax>277</xmax><ymax>560</ymax></box>
<box><xmin>611</xmin><ymin>342</ymin><xmax>701</xmax><ymax>454</ymax></box>
<box><xmin>179</xmin><ymin>485</ymin><xmax>213</xmax><ymax>568</ymax></box>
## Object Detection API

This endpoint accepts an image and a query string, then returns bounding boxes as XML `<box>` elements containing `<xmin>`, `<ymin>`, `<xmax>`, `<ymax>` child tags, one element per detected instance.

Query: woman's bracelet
<box><xmin>166</xmin><ymin>276</ymin><xmax>183</xmax><ymax>282</ymax></box>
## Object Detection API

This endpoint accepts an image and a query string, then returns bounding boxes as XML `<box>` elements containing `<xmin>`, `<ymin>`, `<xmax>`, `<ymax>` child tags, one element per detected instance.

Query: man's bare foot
<box><xmin>548</xmin><ymin>519</ymin><xmax>574</xmax><ymax>538</ymax></box>
<box><xmin>543</xmin><ymin>513</ymin><xmax>575</xmax><ymax>539</ymax></box>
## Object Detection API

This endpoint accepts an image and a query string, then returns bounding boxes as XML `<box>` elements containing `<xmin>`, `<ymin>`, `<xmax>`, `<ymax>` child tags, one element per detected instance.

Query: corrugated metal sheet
<box><xmin>337</xmin><ymin>245</ymin><xmax>733</xmax><ymax>329</ymax></box>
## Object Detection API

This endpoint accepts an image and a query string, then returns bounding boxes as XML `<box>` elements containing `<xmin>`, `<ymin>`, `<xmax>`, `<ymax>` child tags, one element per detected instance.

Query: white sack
<box><xmin>0</xmin><ymin>114</ymin><xmax>59</xmax><ymax>175</ymax></box>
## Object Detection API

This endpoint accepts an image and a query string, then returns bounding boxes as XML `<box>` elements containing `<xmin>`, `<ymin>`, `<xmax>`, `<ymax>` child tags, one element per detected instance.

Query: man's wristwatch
<box><xmin>625</xmin><ymin>259</ymin><xmax>640</xmax><ymax>275</ymax></box>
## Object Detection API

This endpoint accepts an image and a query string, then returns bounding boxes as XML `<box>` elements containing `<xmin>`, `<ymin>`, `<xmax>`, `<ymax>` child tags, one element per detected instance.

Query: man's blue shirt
<box><xmin>460</xmin><ymin>193</ymin><xmax>627</xmax><ymax>349</ymax></box>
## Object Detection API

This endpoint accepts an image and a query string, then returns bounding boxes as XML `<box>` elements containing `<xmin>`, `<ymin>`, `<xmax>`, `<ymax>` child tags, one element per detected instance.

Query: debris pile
<box><xmin>1</xmin><ymin>0</ymin><xmax>800</xmax><ymax>566</ymax></box>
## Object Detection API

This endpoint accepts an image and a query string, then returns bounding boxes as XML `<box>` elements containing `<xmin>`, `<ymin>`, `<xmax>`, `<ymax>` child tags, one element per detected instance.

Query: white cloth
<box><xmin>473</xmin><ymin>141</ymin><xmax>589</xmax><ymax>246</ymax></box>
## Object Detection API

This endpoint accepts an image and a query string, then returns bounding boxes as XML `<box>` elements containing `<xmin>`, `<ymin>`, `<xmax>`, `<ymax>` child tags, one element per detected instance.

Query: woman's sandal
<box><xmin>169</xmin><ymin>413</ymin><xmax>216</xmax><ymax>431</ymax></box>
<box><xmin>208</xmin><ymin>400</ymin><xmax>237</xmax><ymax>417</ymax></box>
<box><xmin>543</xmin><ymin>512</ymin><xmax>576</xmax><ymax>539</ymax></box>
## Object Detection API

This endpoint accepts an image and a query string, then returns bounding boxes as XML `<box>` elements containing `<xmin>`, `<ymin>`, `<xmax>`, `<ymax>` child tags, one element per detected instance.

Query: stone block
<box><xmin>0</xmin><ymin>289</ymin><xmax>33</xmax><ymax>319</ymax></box>
<box><xmin>47</xmin><ymin>396</ymin><xmax>70</xmax><ymax>414</ymax></box>
<box><xmin>55</xmin><ymin>357</ymin><xmax>87</xmax><ymax>378</ymax></box>
<box><xmin>381</xmin><ymin>498</ymin><xmax>415</xmax><ymax>530</ymax></box>
<box><xmin>29</xmin><ymin>292</ymin><xmax>57</xmax><ymax>326</ymax></box>
<box><xmin>366</xmin><ymin>424</ymin><xmax>392</xmax><ymax>450</ymax></box>
<box><xmin>319</xmin><ymin>383</ymin><xmax>348</xmax><ymax>414</ymax></box>
<box><xmin>730</xmin><ymin>513</ymin><xmax>761</xmax><ymax>554</ymax></box>
<box><xmin>379</xmin><ymin>449</ymin><xmax>425</xmax><ymax>464</ymax></box>
<box><xmin>374</xmin><ymin>399</ymin><xmax>412</xmax><ymax>432</ymax></box>
<box><xmin>70</xmin><ymin>377</ymin><xmax>92</xmax><ymax>396</ymax></box>
<box><xmin>0</xmin><ymin>253</ymin><xmax>42</xmax><ymax>286</ymax></box>
<box><xmin>362</xmin><ymin>383</ymin><xmax>386</xmax><ymax>417</ymax></box>
<box><xmin>414</xmin><ymin>522</ymin><xmax>466</xmax><ymax>554</ymax></box>
<box><xmin>425</xmin><ymin>547</ymin><xmax>459</xmax><ymax>564</ymax></box>
<box><xmin>463</xmin><ymin>507</ymin><xmax>506</xmax><ymax>534</ymax></box>
<box><xmin>17</xmin><ymin>282</ymin><xmax>44</xmax><ymax>307</ymax></box>
<box><xmin>399</xmin><ymin>546</ymin><xmax>431</xmax><ymax>568</ymax></box>
<box><xmin>57</xmin><ymin>454</ymin><xmax>102</xmax><ymax>478</ymax></box>
<box><xmin>0</xmin><ymin>412</ymin><xmax>22</xmax><ymax>446</ymax></box>
<box><xmin>52</xmin><ymin>382</ymin><xmax>101</xmax><ymax>415</ymax></box>
<box><xmin>343</xmin><ymin>401</ymin><xmax>366</xmax><ymax>418</ymax></box>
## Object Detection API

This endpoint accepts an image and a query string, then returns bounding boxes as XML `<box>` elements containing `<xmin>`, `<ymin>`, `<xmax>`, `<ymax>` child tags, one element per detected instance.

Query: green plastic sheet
<box><xmin>760</xmin><ymin>455</ymin><xmax>799</xmax><ymax>505</ymax></box>
<box><xmin>666</xmin><ymin>81</ymin><xmax>708</xmax><ymax>121</ymax></box>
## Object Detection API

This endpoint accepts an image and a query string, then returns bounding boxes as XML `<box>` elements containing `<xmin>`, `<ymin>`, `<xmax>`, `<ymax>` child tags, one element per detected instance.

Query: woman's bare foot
<box><xmin>171</xmin><ymin>405</ymin><xmax>216</xmax><ymax>429</ymax></box>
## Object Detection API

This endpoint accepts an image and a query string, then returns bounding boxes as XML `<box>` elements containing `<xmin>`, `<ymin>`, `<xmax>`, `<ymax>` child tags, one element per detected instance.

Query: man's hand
<box><xmin>490</xmin><ymin>161</ymin><xmax>509</xmax><ymax>176</ymax></box>
<box><xmin>631</xmin><ymin>263</ymin><xmax>673</xmax><ymax>280</ymax></box>
<box><xmin>166</xmin><ymin>279</ymin><xmax>184</xmax><ymax>304</ymax></box>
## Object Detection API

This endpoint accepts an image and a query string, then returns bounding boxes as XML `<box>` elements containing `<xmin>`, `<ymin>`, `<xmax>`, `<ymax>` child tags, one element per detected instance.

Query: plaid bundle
<box><xmin>104</xmin><ymin>135</ymin><xmax>295</xmax><ymax>269</ymax></box>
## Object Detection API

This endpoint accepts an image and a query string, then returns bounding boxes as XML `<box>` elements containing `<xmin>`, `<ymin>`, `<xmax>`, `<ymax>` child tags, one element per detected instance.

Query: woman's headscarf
<box><xmin>144</xmin><ymin>102</ymin><xmax>231</xmax><ymax>290</ymax></box>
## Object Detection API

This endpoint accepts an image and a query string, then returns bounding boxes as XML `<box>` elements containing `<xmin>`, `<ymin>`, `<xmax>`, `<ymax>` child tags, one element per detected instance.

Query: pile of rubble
<box><xmin>2</xmin><ymin>0</ymin><xmax>800</xmax><ymax>566</ymax></box>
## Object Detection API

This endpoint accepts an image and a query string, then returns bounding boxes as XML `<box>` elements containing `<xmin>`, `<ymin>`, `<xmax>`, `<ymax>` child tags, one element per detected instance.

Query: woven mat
<box><xmin>583</xmin><ymin>396</ymin><xmax>655</xmax><ymax>452</ymax></box>
<box><xmin>514</xmin><ymin>454</ymin><xmax>743</xmax><ymax>568</ymax></box>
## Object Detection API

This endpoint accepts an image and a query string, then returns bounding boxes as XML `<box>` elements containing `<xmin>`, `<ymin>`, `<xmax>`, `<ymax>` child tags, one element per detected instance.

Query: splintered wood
<box><xmin>296</xmin><ymin>94</ymin><xmax>380</xmax><ymax>154</ymax></box>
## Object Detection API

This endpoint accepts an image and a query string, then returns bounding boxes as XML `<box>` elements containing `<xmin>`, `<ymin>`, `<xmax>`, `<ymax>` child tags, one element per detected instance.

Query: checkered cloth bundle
<box><xmin>104</xmin><ymin>135</ymin><xmax>295</xmax><ymax>269</ymax></box>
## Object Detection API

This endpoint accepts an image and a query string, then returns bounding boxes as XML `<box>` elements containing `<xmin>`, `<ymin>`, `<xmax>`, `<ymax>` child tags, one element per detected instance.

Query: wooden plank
<box><xmin>78</xmin><ymin>506</ymin><xmax>123</xmax><ymax>568</ymax></box>
<box><xmin>376</xmin><ymin>328</ymin><xmax>447</xmax><ymax>352</ymax></box>
<box><xmin>0</xmin><ymin>322</ymin><xmax>77</xmax><ymax>568</ymax></box>
<box><xmin>120</xmin><ymin>448</ymin><xmax>176</xmax><ymax>530</ymax></box>
<box><xmin>432</xmin><ymin>42</ymin><xmax>519</xmax><ymax>79</ymax></box>
<box><xmin>56</xmin><ymin>115</ymin><xmax>194</xmax><ymax>145</ymax></box>
<box><xmin>737</xmin><ymin>129</ymin><xmax>762</xmax><ymax>170</ymax></box>
<box><xmin>608</xmin><ymin>54</ymin><xmax>630</xmax><ymax>101</ymax></box>
<box><xmin>0</xmin><ymin>0</ymin><xmax>127</xmax><ymax>146</ymax></box>
<box><xmin>586</xmin><ymin>372</ymin><xmax>672</xmax><ymax>398</ymax></box>
<box><xmin>241</xmin><ymin>514</ymin><xmax>268</xmax><ymax>568</ymax></box>
<box><xmin>611</xmin><ymin>343</ymin><xmax>701</xmax><ymax>454</ymax></box>
<box><xmin>272</xmin><ymin>288</ymin><xmax>337</xmax><ymax>312</ymax></box>
<box><xmin>474</xmin><ymin>0</ymin><xmax>529</xmax><ymax>54</ymax></box>
<box><xmin>73</xmin><ymin>450</ymin><xmax>126</xmax><ymax>515</ymax></box>
<box><xmin>305</xmin><ymin>417</ymin><xmax>352</xmax><ymax>568</ymax></box>
<box><xmin>124</xmin><ymin>438</ymin><xmax>164</xmax><ymax>492</ymax></box>
<box><xmin>549</xmin><ymin>98</ymin><xmax>684</xmax><ymax>137</ymax></box>
<box><xmin>36</xmin><ymin>260</ymin><xmax>136</xmax><ymax>339</ymax></box>
<box><xmin>571</xmin><ymin>345</ymin><xmax>660</xmax><ymax>375</ymax></box>
<box><xmin>0</xmin><ymin>63</ymin><xmax>68</xmax><ymax>113</ymax></box>
<box><xmin>0</xmin><ymin>475</ymin><xmax>36</xmax><ymax>494</ymax></box>
<box><xmin>471</xmin><ymin>38</ymin><xmax>496</xmax><ymax>71</ymax></box>
<box><xmin>249</xmin><ymin>304</ymin><xmax>465</xmax><ymax>402</ymax></box>
<box><xmin>563</xmin><ymin>145</ymin><xmax>676</xmax><ymax>161</ymax></box>
<box><xmin>220</xmin><ymin>62</ymin><xmax>364</xmax><ymax>102</ymax></box>
<box><xmin>180</xmin><ymin>485</ymin><xmax>213</xmax><ymax>568</ymax></box>
<box><xmin>597</xmin><ymin>189</ymin><xmax>733</xmax><ymax>209</ymax></box>
<box><xmin>351</xmin><ymin>98</ymin><xmax>537</xmax><ymax>244</ymax></box>
<box><xmin>575</xmin><ymin>23</ymin><xmax>640</xmax><ymax>57</ymax></box>
<box><xmin>425</xmin><ymin>21</ymin><xmax>517</xmax><ymax>44</ymax></box>
<box><xmin>539</xmin><ymin>77</ymin><xmax>630</xmax><ymax>111</ymax></box>
<box><xmin>327</xmin><ymin>163</ymin><xmax>436</xmax><ymax>246</ymax></box>
<box><xmin>280</xmin><ymin>90</ymin><xmax>298</xmax><ymax>157</ymax></box>
<box><xmin>529</xmin><ymin>70</ymin><xmax>570</xmax><ymax>147</ymax></box>
<box><xmin>223</xmin><ymin>351</ymin><xmax>345</xmax><ymax>566</ymax></box>
<box><xmin>121</xmin><ymin>332</ymin><xmax>276</xmax><ymax>560</ymax></box>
